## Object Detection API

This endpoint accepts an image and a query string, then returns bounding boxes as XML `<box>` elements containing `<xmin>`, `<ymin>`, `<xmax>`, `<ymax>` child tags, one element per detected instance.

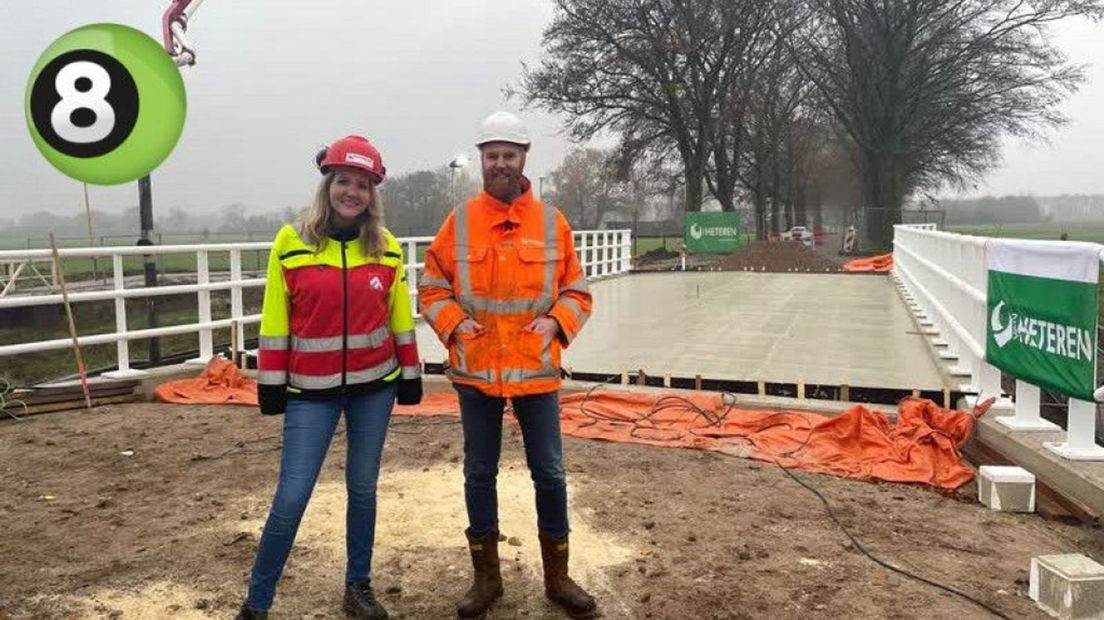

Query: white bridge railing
<box><xmin>893</xmin><ymin>223</ymin><xmax>1104</xmax><ymax>460</ymax></box>
<box><xmin>0</xmin><ymin>229</ymin><xmax>632</xmax><ymax>379</ymax></box>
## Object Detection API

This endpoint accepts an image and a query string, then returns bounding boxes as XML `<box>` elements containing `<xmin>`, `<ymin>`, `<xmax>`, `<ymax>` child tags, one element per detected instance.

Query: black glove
<box><xmin>258</xmin><ymin>384</ymin><xmax>288</xmax><ymax>415</ymax></box>
<box><xmin>396</xmin><ymin>377</ymin><xmax>423</xmax><ymax>405</ymax></box>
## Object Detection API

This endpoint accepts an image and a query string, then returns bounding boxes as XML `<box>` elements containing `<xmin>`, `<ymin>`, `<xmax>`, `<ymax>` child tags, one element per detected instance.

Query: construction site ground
<box><xmin>2</xmin><ymin>398</ymin><xmax>1102</xmax><ymax>620</ymax></box>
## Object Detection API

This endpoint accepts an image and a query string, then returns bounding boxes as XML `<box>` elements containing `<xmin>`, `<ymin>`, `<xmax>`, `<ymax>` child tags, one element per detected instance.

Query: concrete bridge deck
<box><xmin>415</xmin><ymin>271</ymin><xmax>947</xmax><ymax>392</ymax></box>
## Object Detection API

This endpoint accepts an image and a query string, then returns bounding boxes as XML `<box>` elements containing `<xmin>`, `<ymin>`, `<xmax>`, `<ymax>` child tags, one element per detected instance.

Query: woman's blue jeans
<box><xmin>456</xmin><ymin>384</ymin><xmax>569</xmax><ymax>540</ymax></box>
<box><xmin>244</xmin><ymin>384</ymin><xmax>395</xmax><ymax>612</ymax></box>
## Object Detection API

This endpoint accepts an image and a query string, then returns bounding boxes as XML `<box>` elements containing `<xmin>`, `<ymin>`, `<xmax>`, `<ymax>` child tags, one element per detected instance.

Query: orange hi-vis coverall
<box><xmin>419</xmin><ymin>184</ymin><xmax>592</xmax><ymax>397</ymax></box>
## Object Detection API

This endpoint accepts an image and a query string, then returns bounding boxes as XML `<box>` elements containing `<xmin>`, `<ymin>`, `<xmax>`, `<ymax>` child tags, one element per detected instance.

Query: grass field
<box><xmin>947</xmin><ymin>222</ymin><xmax>1104</xmax><ymax>245</ymax></box>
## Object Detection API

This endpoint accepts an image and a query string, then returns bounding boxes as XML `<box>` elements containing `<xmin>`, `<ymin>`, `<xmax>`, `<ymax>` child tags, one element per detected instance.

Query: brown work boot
<box><xmin>539</xmin><ymin>534</ymin><xmax>597</xmax><ymax>619</ymax></box>
<box><xmin>457</xmin><ymin>529</ymin><xmax>503</xmax><ymax>619</ymax></box>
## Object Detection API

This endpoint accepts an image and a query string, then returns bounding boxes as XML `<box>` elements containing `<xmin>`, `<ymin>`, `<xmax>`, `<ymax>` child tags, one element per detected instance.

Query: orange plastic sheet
<box><xmin>843</xmin><ymin>253</ymin><xmax>894</xmax><ymax>272</ymax></box>
<box><xmin>396</xmin><ymin>391</ymin><xmax>977</xmax><ymax>490</ymax></box>
<box><xmin>154</xmin><ymin>357</ymin><xmax>259</xmax><ymax>406</ymax></box>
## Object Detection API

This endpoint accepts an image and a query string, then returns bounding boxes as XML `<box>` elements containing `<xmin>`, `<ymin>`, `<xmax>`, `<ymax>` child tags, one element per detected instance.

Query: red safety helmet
<box><xmin>315</xmin><ymin>135</ymin><xmax>386</xmax><ymax>183</ymax></box>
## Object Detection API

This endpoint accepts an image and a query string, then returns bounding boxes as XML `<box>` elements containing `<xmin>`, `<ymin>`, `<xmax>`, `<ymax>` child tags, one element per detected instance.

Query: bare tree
<box><xmin>793</xmin><ymin>0</ymin><xmax>1102</xmax><ymax>247</ymax></box>
<box><xmin>546</xmin><ymin>148</ymin><xmax>630</xmax><ymax>229</ymax></box>
<box><xmin>519</xmin><ymin>0</ymin><xmax>772</xmax><ymax>214</ymax></box>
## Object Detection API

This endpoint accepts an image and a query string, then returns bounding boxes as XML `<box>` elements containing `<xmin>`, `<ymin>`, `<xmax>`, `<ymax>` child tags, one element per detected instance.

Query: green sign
<box><xmin>684</xmin><ymin>212</ymin><xmax>742</xmax><ymax>253</ymax></box>
<box><xmin>986</xmin><ymin>240</ymin><xmax>1099</xmax><ymax>401</ymax></box>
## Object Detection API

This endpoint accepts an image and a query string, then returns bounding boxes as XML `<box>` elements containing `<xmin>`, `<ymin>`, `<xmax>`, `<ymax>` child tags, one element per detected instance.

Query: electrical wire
<box><xmin>570</xmin><ymin>380</ymin><xmax>1014</xmax><ymax>620</ymax></box>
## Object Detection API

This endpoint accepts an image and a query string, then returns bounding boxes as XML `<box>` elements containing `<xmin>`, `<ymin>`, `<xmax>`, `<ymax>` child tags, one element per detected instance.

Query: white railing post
<box><xmin>230</xmin><ymin>249</ymin><xmax>244</xmax><ymax>351</ymax></box>
<box><xmin>1046</xmin><ymin>398</ymin><xmax>1104</xmax><ymax>460</ymax></box>
<box><xmin>599</xmin><ymin>232</ymin><xmax>608</xmax><ymax>277</ymax></box>
<box><xmin>189</xmin><ymin>250</ymin><xmax>214</xmax><ymax>364</ymax></box>
<box><xmin>578</xmin><ymin>233</ymin><xmax>589</xmax><ymax>279</ymax></box>
<box><xmin>604</xmin><ymin>231</ymin><xmax>613</xmax><ymax>275</ymax></box>
<box><xmin>621</xmin><ymin>230</ymin><xmax>632</xmax><ymax>273</ymax></box>
<box><xmin>994</xmin><ymin>380</ymin><xmax>1060</xmax><ymax>431</ymax></box>
<box><xmin>102</xmin><ymin>254</ymin><xmax>145</xmax><ymax>378</ymax></box>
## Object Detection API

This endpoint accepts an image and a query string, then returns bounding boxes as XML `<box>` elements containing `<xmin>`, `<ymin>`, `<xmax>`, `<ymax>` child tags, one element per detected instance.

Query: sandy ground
<box><xmin>1</xmin><ymin>401</ymin><xmax>1102</xmax><ymax>619</ymax></box>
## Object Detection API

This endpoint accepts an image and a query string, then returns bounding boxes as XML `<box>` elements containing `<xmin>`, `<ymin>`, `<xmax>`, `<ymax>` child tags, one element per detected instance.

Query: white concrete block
<box><xmin>1030</xmin><ymin>554</ymin><xmax>1104</xmax><ymax>619</ymax></box>
<box><xmin>978</xmin><ymin>465</ymin><xmax>1035</xmax><ymax>512</ymax></box>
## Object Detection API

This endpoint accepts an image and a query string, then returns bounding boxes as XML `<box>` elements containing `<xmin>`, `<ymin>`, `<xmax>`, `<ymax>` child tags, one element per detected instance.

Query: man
<box><xmin>419</xmin><ymin>111</ymin><xmax>596</xmax><ymax>619</ymax></box>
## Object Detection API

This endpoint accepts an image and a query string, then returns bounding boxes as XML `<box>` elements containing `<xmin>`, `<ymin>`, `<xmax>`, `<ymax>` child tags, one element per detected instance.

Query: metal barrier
<box><xmin>892</xmin><ymin>224</ymin><xmax>1104</xmax><ymax>460</ymax></box>
<box><xmin>0</xmin><ymin>229</ymin><xmax>632</xmax><ymax>378</ymax></box>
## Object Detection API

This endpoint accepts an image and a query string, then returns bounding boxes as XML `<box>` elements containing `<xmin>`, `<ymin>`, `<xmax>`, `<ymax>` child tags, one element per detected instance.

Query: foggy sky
<box><xmin>1</xmin><ymin>1</ymin><xmax>1102</xmax><ymax>222</ymax></box>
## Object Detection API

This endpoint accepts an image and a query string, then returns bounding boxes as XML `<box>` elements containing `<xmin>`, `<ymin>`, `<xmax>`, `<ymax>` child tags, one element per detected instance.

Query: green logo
<box><xmin>25</xmin><ymin>23</ymin><xmax>187</xmax><ymax>185</ymax></box>
<box><xmin>684</xmin><ymin>212</ymin><xmax>742</xmax><ymax>253</ymax></box>
<box><xmin>986</xmin><ymin>270</ymin><xmax>1097</xmax><ymax>400</ymax></box>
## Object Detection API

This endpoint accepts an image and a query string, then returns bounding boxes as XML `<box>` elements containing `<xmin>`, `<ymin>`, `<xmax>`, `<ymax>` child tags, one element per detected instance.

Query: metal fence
<box><xmin>0</xmin><ymin>229</ymin><xmax>632</xmax><ymax>378</ymax></box>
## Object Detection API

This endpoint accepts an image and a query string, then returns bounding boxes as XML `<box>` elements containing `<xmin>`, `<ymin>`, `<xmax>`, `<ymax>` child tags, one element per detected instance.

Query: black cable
<box><xmin>572</xmin><ymin>381</ymin><xmax>1014</xmax><ymax>620</ymax></box>
<box><xmin>768</xmin><ymin>460</ymin><xmax>1013</xmax><ymax>620</ymax></box>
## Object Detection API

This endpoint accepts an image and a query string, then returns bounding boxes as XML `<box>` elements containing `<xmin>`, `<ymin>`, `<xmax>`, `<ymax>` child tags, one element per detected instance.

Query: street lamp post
<box><xmin>448</xmin><ymin>154</ymin><xmax>469</xmax><ymax>220</ymax></box>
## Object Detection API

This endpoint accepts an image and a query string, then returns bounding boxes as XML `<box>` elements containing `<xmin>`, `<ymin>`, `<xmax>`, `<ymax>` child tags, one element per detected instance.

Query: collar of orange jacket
<box><xmin>477</xmin><ymin>176</ymin><xmax>536</xmax><ymax>229</ymax></box>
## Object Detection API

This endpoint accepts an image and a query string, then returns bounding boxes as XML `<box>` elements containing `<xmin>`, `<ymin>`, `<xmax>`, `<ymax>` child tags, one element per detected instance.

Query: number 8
<box><xmin>50</xmin><ymin>61</ymin><xmax>115</xmax><ymax>144</ymax></box>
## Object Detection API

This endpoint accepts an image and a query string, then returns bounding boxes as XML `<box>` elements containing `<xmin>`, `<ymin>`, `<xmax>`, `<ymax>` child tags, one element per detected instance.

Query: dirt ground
<box><xmin>1</xmin><ymin>401</ymin><xmax>1102</xmax><ymax>619</ymax></box>
<box><xmin>635</xmin><ymin>242</ymin><xmax>845</xmax><ymax>274</ymax></box>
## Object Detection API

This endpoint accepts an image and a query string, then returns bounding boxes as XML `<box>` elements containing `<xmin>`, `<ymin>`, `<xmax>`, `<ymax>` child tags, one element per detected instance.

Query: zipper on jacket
<box><xmin>341</xmin><ymin>240</ymin><xmax>349</xmax><ymax>391</ymax></box>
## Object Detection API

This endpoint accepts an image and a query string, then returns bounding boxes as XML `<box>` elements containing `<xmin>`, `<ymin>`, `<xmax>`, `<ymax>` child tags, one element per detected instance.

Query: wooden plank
<box><xmin>15</xmin><ymin>385</ymin><xmax>137</xmax><ymax>406</ymax></box>
<box><xmin>11</xmin><ymin>394</ymin><xmax>140</xmax><ymax>418</ymax></box>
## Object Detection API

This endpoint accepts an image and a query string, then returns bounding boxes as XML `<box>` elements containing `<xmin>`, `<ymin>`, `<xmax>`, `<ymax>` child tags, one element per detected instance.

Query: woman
<box><xmin>237</xmin><ymin>135</ymin><xmax>423</xmax><ymax>620</ymax></box>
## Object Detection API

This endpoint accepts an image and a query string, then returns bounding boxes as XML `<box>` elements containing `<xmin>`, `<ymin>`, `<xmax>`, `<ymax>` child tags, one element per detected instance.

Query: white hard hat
<box><xmin>475</xmin><ymin>111</ymin><xmax>531</xmax><ymax>148</ymax></box>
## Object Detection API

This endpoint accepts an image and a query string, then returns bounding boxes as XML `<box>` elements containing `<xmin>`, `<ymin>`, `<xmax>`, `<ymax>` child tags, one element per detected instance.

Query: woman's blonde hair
<box><xmin>299</xmin><ymin>172</ymin><xmax>386</xmax><ymax>257</ymax></box>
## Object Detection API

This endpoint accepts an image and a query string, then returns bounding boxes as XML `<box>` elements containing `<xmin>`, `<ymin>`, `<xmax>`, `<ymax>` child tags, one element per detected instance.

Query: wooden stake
<box><xmin>757</xmin><ymin>381</ymin><xmax>766</xmax><ymax>397</ymax></box>
<box><xmin>636</xmin><ymin>369</ymin><xmax>646</xmax><ymax>386</ymax></box>
<box><xmin>49</xmin><ymin>231</ymin><xmax>92</xmax><ymax>409</ymax></box>
<box><xmin>797</xmin><ymin>380</ymin><xmax>806</xmax><ymax>400</ymax></box>
<box><xmin>694</xmin><ymin>374</ymin><xmax>702</xmax><ymax>391</ymax></box>
<box><xmin>840</xmin><ymin>384</ymin><xmax>850</xmax><ymax>402</ymax></box>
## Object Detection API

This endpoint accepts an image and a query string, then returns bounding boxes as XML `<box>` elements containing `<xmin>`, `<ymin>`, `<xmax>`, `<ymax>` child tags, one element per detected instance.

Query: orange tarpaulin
<box><xmin>844</xmin><ymin>253</ymin><xmax>894</xmax><ymax>272</ymax></box>
<box><xmin>154</xmin><ymin>357</ymin><xmax>259</xmax><ymax>406</ymax></box>
<box><xmin>398</xmin><ymin>391</ymin><xmax>978</xmax><ymax>490</ymax></box>
<box><xmin>159</xmin><ymin>361</ymin><xmax>978</xmax><ymax>489</ymax></box>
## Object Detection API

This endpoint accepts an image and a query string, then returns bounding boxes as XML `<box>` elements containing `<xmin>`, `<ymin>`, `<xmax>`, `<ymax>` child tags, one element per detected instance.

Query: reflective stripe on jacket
<box><xmin>419</xmin><ymin>183</ymin><xmax>591</xmax><ymax>397</ymax></box>
<box><xmin>258</xmin><ymin>224</ymin><xmax>420</xmax><ymax>398</ymax></box>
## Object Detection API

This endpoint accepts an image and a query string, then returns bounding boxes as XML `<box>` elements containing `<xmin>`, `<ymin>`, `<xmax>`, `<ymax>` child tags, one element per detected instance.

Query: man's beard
<box><xmin>485</xmin><ymin>170</ymin><xmax>522</xmax><ymax>202</ymax></box>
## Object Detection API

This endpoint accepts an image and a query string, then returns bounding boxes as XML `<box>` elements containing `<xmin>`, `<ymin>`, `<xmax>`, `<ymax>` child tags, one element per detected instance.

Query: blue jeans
<box><xmin>456</xmin><ymin>384</ymin><xmax>569</xmax><ymax>540</ymax></box>
<box><xmin>244</xmin><ymin>384</ymin><xmax>396</xmax><ymax>612</ymax></box>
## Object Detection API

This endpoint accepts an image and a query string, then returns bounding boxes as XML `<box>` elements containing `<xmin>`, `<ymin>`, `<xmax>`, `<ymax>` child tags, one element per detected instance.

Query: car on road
<box><xmin>787</xmin><ymin>226</ymin><xmax>815</xmax><ymax>247</ymax></box>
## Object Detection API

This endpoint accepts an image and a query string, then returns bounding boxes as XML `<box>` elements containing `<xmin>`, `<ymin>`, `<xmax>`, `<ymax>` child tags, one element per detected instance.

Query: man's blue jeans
<box><xmin>456</xmin><ymin>384</ymin><xmax>569</xmax><ymax>540</ymax></box>
<box><xmin>244</xmin><ymin>384</ymin><xmax>396</xmax><ymax>612</ymax></box>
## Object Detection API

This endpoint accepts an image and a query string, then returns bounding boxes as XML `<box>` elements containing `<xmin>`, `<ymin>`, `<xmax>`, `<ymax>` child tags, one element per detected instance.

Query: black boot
<box><xmin>234</xmin><ymin>605</ymin><xmax>268</xmax><ymax>620</ymax></box>
<box><xmin>343</xmin><ymin>580</ymin><xmax>389</xmax><ymax>619</ymax></box>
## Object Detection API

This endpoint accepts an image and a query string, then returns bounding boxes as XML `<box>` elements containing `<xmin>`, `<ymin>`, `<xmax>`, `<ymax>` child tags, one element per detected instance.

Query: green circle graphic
<box><xmin>25</xmin><ymin>23</ymin><xmax>187</xmax><ymax>185</ymax></box>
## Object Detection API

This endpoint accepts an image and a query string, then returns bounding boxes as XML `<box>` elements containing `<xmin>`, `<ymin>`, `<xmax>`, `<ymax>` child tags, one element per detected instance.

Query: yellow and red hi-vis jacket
<box><xmin>257</xmin><ymin>224</ymin><xmax>422</xmax><ymax>413</ymax></box>
<box><xmin>418</xmin><ymin>182</ymin><xmax>592</xmax><ymax>397</ymax></box>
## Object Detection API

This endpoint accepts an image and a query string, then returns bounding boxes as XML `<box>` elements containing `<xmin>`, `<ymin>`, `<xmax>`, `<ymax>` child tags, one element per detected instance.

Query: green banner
<box><xmin>986</xmin><ymin>270</ymin><xmax>1098</xmax><ymax>400</ymax></box>
<box><xmin>684</xmin><ymin>212</ymin><xmax>742</xmax><ymax>253</ymax></box>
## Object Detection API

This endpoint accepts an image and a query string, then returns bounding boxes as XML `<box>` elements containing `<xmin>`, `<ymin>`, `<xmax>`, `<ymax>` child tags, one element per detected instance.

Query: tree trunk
<box><xmin>769</xmin><ymin>166</ymin><xmax>782</xmax><ymax>234</ymax></box>
<box><xmin>861</xmin><ymin>152</ymin><xmax>904</xmax><ymax>250</ymax></box>
<box><xmin>684</xmin><ymin>166</ymin><xmax>704</xmax><ymax>213</ymax></box>
<box><xmin>753</xmin><ymin>189</ymin><xmax>767</xmax><ymax>241</ymax></box>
